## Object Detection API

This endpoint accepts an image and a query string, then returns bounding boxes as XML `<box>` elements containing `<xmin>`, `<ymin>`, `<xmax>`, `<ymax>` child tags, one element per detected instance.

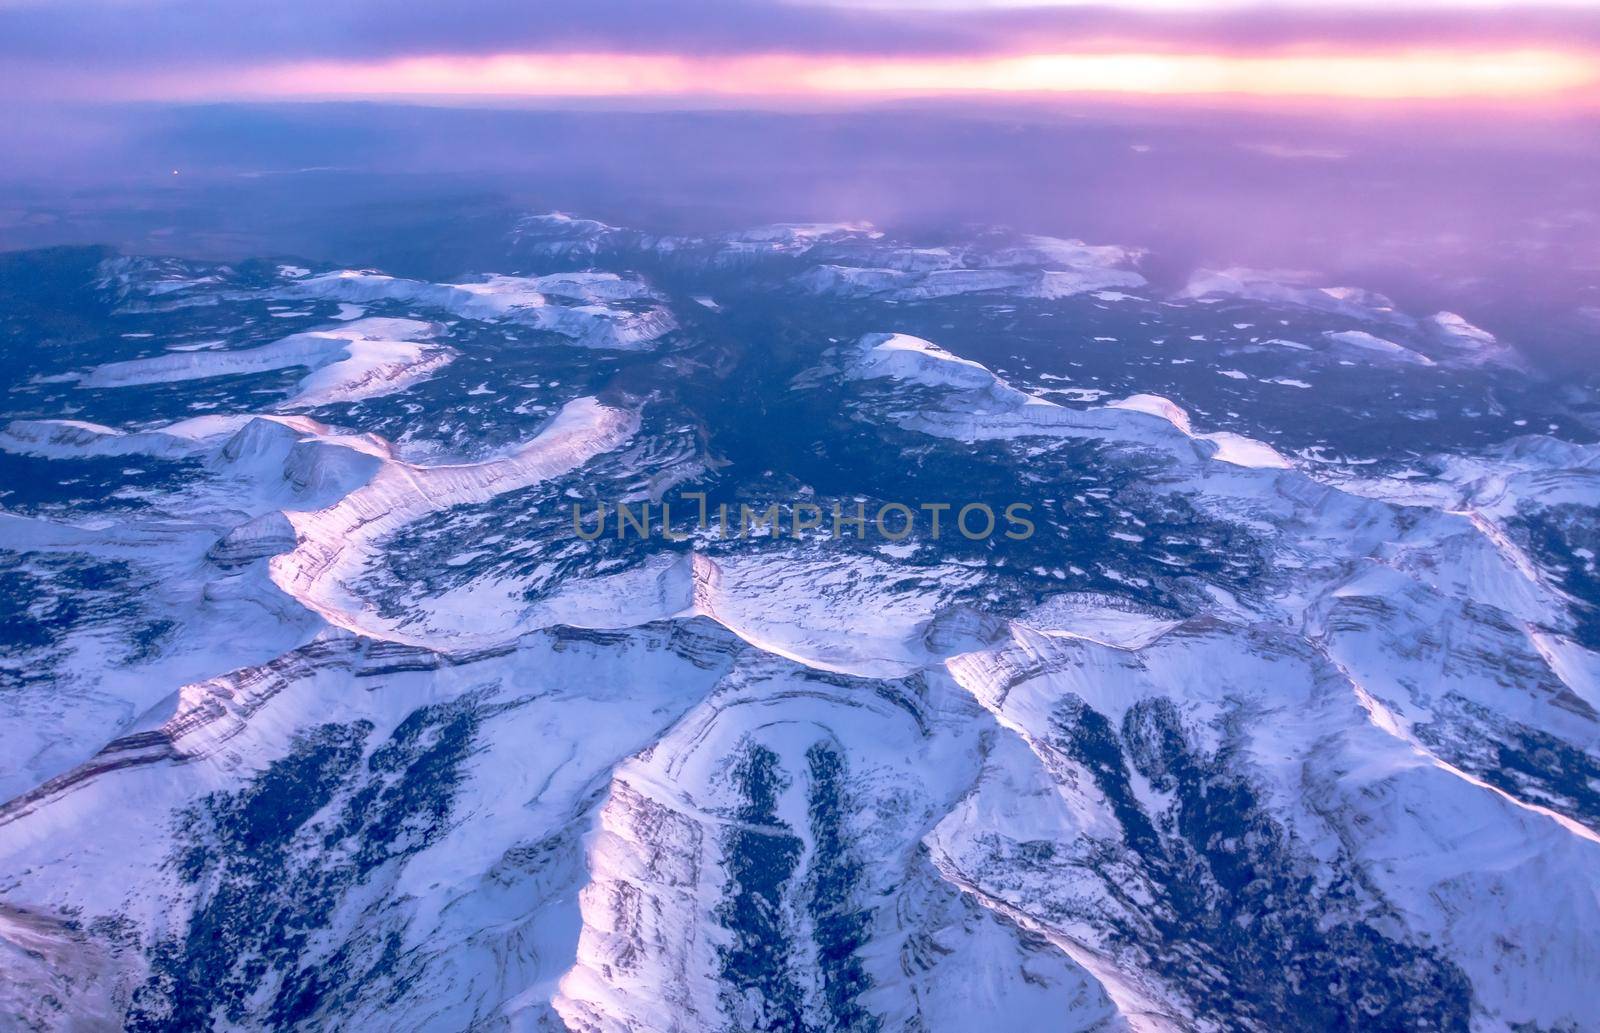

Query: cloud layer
<box><xmin>4</xmin><ymin>0</ymin><xmax>1599</xmax><ymax>104</ymax></box>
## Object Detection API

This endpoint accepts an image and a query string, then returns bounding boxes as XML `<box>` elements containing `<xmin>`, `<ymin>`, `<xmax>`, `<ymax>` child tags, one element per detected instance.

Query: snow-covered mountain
<box><xmin>1</xmin><ymin>216</ymin><xmax>1597</xmax><ymax>1032</ymax></box>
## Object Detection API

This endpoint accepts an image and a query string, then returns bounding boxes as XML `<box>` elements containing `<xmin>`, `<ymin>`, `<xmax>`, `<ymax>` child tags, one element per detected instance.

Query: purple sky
<box><xmin>4</xmin><ymin>1</ymin><xmax>1599</xmax><ymax>105</ymax></box>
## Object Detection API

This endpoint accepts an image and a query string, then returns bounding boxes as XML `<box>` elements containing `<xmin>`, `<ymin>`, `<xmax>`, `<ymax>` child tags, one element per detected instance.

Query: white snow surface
<box><xmin>1323</xmin><ymin>329</ymin><xmax>1437</xmax><ymax>366</ymax></box>
<box><xmin>287</xmin><ymin>270</ymin><xmax>676</xmax><ymax>349</ymax></box>
<box><xmin>848</xmin><ymin>332</ymin><xmax>1005</xmax><ymax>392</ymax></box>
<box><xmin>1426</xmin><ymin>311</ymin><xmax>1523</xmax><ymax>367</ymax></box>
<box><xmin>1180</xmin><ymin>267</ymin><xmax>1406</xmax><ymax>324</ymax></box>
<box><xmin>79</xmin><ymin>317</ymin><xmax>456</xmax><ymax>405</ymax></box>
<box><xmin>269</xmin><ymin>396</ymin><xmax>641</xmax><ymax>642</ymax></box>
<box><xmin>797</xmin><ymin>235</ymin><xmax>1146</xmax><ymax>302</ymax></box>
<box><xmin>1108</xmin><ymin>393</ymin><xmax>1292</xmax><ymax>468</ymax></box>
<box><xmin>3</xmin><ymin>225</ymin><xmax>1598</xmax><ymax>1033</ymax></box>
<box><xmin>842</xmin><ymin>333</ymin><xmax>1290</xmax><ymax>469</ymax></box>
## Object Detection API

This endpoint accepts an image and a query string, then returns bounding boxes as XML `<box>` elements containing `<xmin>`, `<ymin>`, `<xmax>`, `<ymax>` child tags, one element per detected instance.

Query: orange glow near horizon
<box><xmin>806</xmin><ymin>50</ymin><xmax>1598</xmax><ymax>100</ymax></box>
<box><xmin>210</xmin><ymin>48</ymin><xmax>1600</xmax><ymax>106</ymax></box>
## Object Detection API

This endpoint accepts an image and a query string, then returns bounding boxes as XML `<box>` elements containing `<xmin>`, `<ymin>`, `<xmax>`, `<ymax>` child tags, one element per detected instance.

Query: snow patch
<box><xmin>288</xmin><ymin>271</ymin><xmax>675</xmax><ymax>350</ymax></box>
<box><xmin>1324</xmin><ymin>329</ymin><xmax>1436</xmax><ymax>367</ymax></box>
<box><xmin>79</xmin><ymin>317</ymin><xmax>456</xmax><ymax>406</ymax></box>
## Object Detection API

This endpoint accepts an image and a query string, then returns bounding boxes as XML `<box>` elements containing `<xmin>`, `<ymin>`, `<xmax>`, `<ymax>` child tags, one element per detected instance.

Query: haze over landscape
<box><xmin>3</xmin><ymin>3</ymin><xmax>1599</xmax><ymax>1032</ymax></box>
